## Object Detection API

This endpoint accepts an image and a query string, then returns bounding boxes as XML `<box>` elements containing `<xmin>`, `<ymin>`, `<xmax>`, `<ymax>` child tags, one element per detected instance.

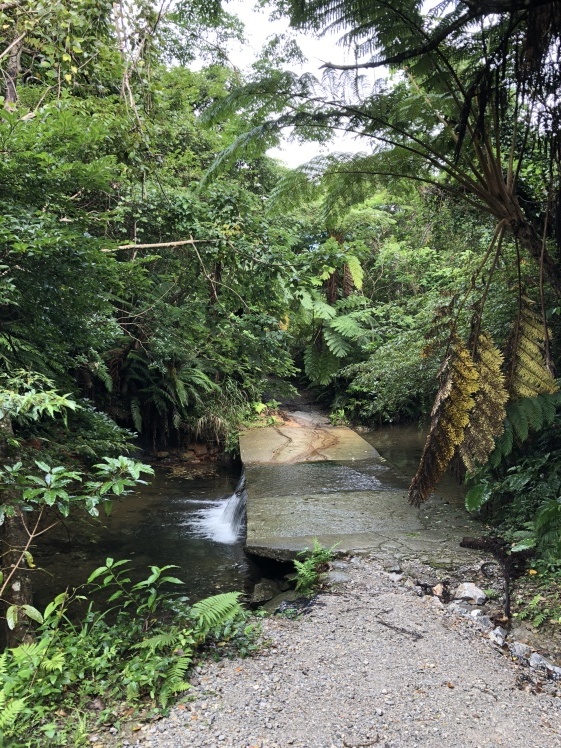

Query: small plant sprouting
<box><xmin>293</xmin><ymin>539</ymin><xmax>337</xmax><ymax>594</ymax></box>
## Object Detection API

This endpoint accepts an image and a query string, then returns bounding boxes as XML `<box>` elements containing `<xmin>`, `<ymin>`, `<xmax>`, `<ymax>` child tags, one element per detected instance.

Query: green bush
<box><xmin>465</xmin><ymin>406</ymin><xmax>561</xmax><ymax>569</ymax></box>
<box><xmin>0</xmin><ymin>559</ymin><xmax>257</xmax><ymax>747</ymax></box>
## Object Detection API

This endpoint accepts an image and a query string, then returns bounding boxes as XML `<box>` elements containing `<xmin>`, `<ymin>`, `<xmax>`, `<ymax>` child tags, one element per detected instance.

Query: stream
<box><xmin>34</xmin><ymin>423</ymin><xmax>465</xmax><ymax>609</ymax></box>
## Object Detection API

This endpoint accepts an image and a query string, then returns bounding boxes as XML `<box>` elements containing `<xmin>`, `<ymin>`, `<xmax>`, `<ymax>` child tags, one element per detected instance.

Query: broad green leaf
<box><xmin>6</xmin><ymin>605</ymin><xmax>18</xmax><ymax>630</ymax></box>
<box><xmin>22</xmin><ymin>604</ymin><xmax>43</xmax><ymax>624</ymax></box>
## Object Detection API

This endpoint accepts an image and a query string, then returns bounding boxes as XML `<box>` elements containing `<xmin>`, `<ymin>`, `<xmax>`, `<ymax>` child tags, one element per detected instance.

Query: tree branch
<box><xmin>102</xmin><ymin>238</ymin><xmax>220</xmax><ymax>252</ymax></box>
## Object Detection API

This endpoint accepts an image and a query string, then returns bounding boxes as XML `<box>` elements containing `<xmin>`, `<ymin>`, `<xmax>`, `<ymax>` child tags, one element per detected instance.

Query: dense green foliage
<box><xmin>0</xmin><ymin>559</ymin><xmax>258</xmax><ymax>746</ymax></box>
<box><xmin>1</xmin><ymin>0</ymin><xmax>560</xmax><ymax>719</ymax></box>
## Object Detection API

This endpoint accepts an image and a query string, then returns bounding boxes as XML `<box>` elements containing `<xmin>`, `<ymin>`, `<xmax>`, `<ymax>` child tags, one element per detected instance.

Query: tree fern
<box><xmin>506</xmin><ymin>305</ymin><xmax>557</xmax><ymax>398</ymax></box>
<box><xmin>328</xmin><ymin>313</ymin><xmax>364</xmax><ymax>338</ymax></box>
<box><xmin>343</xmin><ymin>255</ymin><xmax>364</xmax><ymax>290</ymax></box>
<box><xmin>303</xmin><ymin>344</ymin><xmax>340</xmax><ymax>385</ymax></box>
<box><xmin>488</xmin><ymin>392</ymin><xmax>561</xmax><ymax>466</ymax></box>
<box><xmin>311</xmin><ymin>298</ymin><xmax>337</xmax><ymax>320</ymax></box>
<box><xmin>323</xmin><ymin>327</ymin><xmax>352</xmax><ymax>358</ymax></box>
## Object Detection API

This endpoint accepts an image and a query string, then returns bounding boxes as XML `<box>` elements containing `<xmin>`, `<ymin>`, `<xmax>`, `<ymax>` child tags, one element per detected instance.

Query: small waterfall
<box><xmin>191</xmin><ymin>472</ymin><xmax>247</xmax><ymax>544</ymax></box>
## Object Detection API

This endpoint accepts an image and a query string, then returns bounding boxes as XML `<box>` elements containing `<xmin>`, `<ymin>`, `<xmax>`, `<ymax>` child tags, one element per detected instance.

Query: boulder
<box><xmin>508</xmin><ymin>641</ymin><xmax>533</xmax><ymax>664</ymax></box>
<box><xmin>488</xmin><ymin>626</ymin><xmax>507</xmax><ymax>647</ymax></box>
<box><xmin>251</xmin><ymin>578</ymin><xmax>282</xmax><ymax>604</ymax></box>
<box><xmin>454</xmin><ymin>582</ymin><xmax>486</xmax><ymax>605</ymax></box>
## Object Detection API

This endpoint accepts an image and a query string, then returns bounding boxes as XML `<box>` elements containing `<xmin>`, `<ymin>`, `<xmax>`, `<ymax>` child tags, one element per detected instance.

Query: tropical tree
<box><xmin>203</xmin><ymin>0</ymin><xmax>561</xmax><ymax>503</ymax></box>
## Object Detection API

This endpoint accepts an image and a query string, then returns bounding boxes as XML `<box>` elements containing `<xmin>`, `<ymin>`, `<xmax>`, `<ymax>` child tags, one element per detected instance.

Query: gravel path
<box><xmin>112</xmin><ymin>555</ymin><xmax>561</xmax><ymax>748</ymax></box>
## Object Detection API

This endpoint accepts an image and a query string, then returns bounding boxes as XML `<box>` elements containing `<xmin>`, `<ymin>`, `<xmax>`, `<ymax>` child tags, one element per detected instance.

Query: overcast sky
<box><xmin>224</xmin><ymin>0</ymin><xmax>372</xmax><ymax>167</ymax></box>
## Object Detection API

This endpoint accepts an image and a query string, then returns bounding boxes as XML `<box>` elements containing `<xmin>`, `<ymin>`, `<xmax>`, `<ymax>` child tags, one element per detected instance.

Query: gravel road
<box><xmin>111</xmin><ymin>555</ymin><xmax>561</xmax><ymax>748</ymax></box>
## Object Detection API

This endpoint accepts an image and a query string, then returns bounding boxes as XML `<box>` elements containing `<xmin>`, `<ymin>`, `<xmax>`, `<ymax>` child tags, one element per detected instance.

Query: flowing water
<box><xmin>34</xmin><ymin>462</ymin><xmax>258</xmax><ymax>609</ymax></box>
<box><xmin>34</xmin><ymin>423</ymin><xmax>465</xmax><ymax>609</ymax></box>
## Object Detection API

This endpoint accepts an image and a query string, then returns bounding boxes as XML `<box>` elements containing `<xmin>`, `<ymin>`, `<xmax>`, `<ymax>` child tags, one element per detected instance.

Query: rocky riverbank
<box><xmin>102</xmin><ymin>553</ymin><xmax>561</xmax><ymax>748</ymax></box>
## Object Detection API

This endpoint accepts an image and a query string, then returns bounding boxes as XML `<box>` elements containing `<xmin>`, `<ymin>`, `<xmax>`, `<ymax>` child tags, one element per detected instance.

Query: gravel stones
<box><xmin>105</xmin><ymin>556</ymin><xmax>561</xmax><ymax>748</ymax></box>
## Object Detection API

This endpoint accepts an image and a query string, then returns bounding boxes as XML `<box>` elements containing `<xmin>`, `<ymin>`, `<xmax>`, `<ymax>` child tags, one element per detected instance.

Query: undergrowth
<box><xmin>293</xmin><ymin>539</ymin><xmax>336</xmax><ymax>594</ymax></box>
<box><xmin>512</xmin><ymin>569</ymin><xmax>561</xmax><ymax>629</ymax></box>
<box><xmin>0</xmin><ymin>559</ymin><xmax>260</xmax><ymax>747</ymax></box>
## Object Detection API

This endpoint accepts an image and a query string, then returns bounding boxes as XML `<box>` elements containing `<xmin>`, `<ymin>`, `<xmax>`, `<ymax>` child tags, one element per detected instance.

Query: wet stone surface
<box><xmin>241</xmin><ymin>416</ymin><xmax>480</xmax><ymax>564</ymax></box>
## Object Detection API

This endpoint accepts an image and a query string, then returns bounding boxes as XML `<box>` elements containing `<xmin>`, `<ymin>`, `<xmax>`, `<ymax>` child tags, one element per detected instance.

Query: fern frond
<box><xmin>488</xmin><ymin>418</ymin><xmax>514</xmax><ymax>467</ymax></box>
<box><xmin>409</xmin><ymin>339</ymin><xmax>479</xmax><ymax>506</ymax></box>
<box><xmin>311</xmin><ymin>299</ymin><xmax>337</xmax><ymax>320</ymax></box>
<box><xmin>328</xmin><ymin>314</ymin><xmax>365</xmax><ymax>338</ymax></box>
<box><xmin>0</xmin><ymin>696</ymin><xmax>27</xmax><ymax>730</ymax></box>
<box><xmin>40</xmin><ymin>651</ymin><xmax>65</xmax><ymax>673</ymax></box>
<box><xmin>343</xmin><ymin>255</ymin><xmax>364</xmax><ymax>290</ymax></box>
<box><xmin>190</xmin><ymin>591</ymin><xmax>242</xmax><ymax>638</ymax></box>
<box><xmin>459</xmin><ymin>333</ymin><xmax>508</xmax><ymax>472</ymax></box>
<box><xmin>323</xmin><ymin>327</ymin><xmax>352</xmax><ymax>358</ymax></box>
<box><xmin>303</xmin><ymin>345</ymin><xmax>340</xmax><ymax>384</ymax></box>
<box><xmin>134</xmin><ymin>630</ymin><xmax>184</xmax><ymax>652</ymax></box>
<box><xmin>488</xmin><ymin>392</ymin><xmax>561</xmax><ymax>466</ymax></box>
<box><xmin>506</xmin><ymin>306</ymin><xmax>558</xmax><ymax>398</ymax></box>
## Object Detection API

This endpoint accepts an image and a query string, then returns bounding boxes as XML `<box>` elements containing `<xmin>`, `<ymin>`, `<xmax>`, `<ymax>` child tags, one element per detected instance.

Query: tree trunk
<box><xmin>0</xmin><ymin>413</ymin><xmax>33</xmax><ymax>647</ymax></box>
<box><xmin>3</xmin><ymin>32</ymin><xmax>23</xmax><ymax>109</ymax></box>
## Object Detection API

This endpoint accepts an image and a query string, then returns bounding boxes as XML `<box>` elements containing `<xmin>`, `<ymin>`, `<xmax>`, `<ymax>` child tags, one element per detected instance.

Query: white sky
<box><xmin>224</xmin><ymin>0</ymin><xmax>373</xmax><ymax>167</ymax></box>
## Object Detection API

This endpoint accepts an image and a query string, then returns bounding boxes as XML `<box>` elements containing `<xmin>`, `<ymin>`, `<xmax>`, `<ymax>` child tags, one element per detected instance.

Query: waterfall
<box><xmin>191</xmin><ymin>472</ymin><xmax>247</xmax><ymax>544</ymax></box>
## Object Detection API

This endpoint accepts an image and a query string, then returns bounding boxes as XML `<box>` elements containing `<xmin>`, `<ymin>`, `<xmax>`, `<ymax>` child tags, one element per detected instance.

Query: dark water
<box><xmin>362</xmin><ymin>423</ymin><xmax>467</xmax><ymax>505</ymax></box>
<box><xmin>34</xmin><ymin>424</ymin><xmax>465</xmax><ymax>609</ymax></box>
<box><xmin>34</xmin><ymin>462</ymin><xmax>259</xmax><ymax>609</ymax></box>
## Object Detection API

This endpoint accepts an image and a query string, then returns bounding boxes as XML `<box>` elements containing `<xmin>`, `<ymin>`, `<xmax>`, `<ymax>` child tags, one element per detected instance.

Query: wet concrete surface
<box><xmin>241</xmin><ymin>415</ymin><xmax>481</xmax><ymax>563</ymax></box>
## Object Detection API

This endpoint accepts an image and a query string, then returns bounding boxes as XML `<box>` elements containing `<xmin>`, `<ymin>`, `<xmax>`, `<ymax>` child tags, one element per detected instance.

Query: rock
<box><xmin>189</xmin><ymin>443</ymin><xmax>208</xmax><ymax>456</ymax></box>
<box><xmin>251</xmin><ymin>579</ymin><xmax>282</xmax><ymax>604</ymax></box>
<box><xmin>427</xmin><ymin>595</ymin><xmax>443</xmax><ymax>608</ymax></box>
<box><xmin>319</xmin><ymin>570</ymin><xmax>351</xmax><ymax>586</ymax></box>
<box><xmin>454</xmin><ymin>582</ymin><xmax>486</xmax><ymax>605</ymax></box>
<box><xmin>432</xmin><ymin>583</ymin><xmax>444</xmax><ymax>597</ymax></box>
<box><xmin>473</xmin><ymin>615</ymin><xmax>494</xmax><ymax>632</ymax></box>
<box><xmin>509</xmin><ymin>641</ymin><xmax>533</xmax><ymax>663</ymax></box>
<box><xmin>488</xmin><ymin>626</ymin><xmax>507</xmax><ymax>647</ymax></box>
<box><xmin>448</xmin><ymin>601</ymin><xmax>471</xmax><ymax>615</ymax></box>
<box><xmin>181</xmin><ymin>450</ymin><xmax>198</xmax><ymax>461</ymax></box>
<box><xmin>389</xmin><ymin>572</ymin><xmax>404</xmax><ymax>583</ymax></box>
<box><xmin>529</xmin><ymin>652</ymin><xmax>559</xmax><ymax>676</ymax></box>
<box><xmin>261</xmin><ymin>590</ymin><xmax>301</xmax><ymax>614</ymax></box>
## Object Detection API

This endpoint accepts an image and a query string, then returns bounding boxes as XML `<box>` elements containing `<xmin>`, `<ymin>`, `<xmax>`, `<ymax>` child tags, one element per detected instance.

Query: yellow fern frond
<box><xmin>507</xmin><ymin>306</ymin><xmax>557</xmax><ymax>398</ymax></box>
<box><xmin>409</xmin><ymin>339</ymin><xmax>479</xmax><ymax>507</ymax></box>
<box><xmin>459</xmin><ymin>333</ymin><xmax>509</xmax><ymax>473</ymax></box>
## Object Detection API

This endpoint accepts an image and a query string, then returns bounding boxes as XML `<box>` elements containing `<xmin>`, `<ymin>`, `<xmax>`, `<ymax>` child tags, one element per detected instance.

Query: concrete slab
<box><xmin>241</xmin><ymin>413</ymin><xmax>480</xmax><ymax>562</ymax></box>
<box><xmin>239</xmin><ymin>425</ymin><xmax>378</xmax><ymax>464</ymax></box>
